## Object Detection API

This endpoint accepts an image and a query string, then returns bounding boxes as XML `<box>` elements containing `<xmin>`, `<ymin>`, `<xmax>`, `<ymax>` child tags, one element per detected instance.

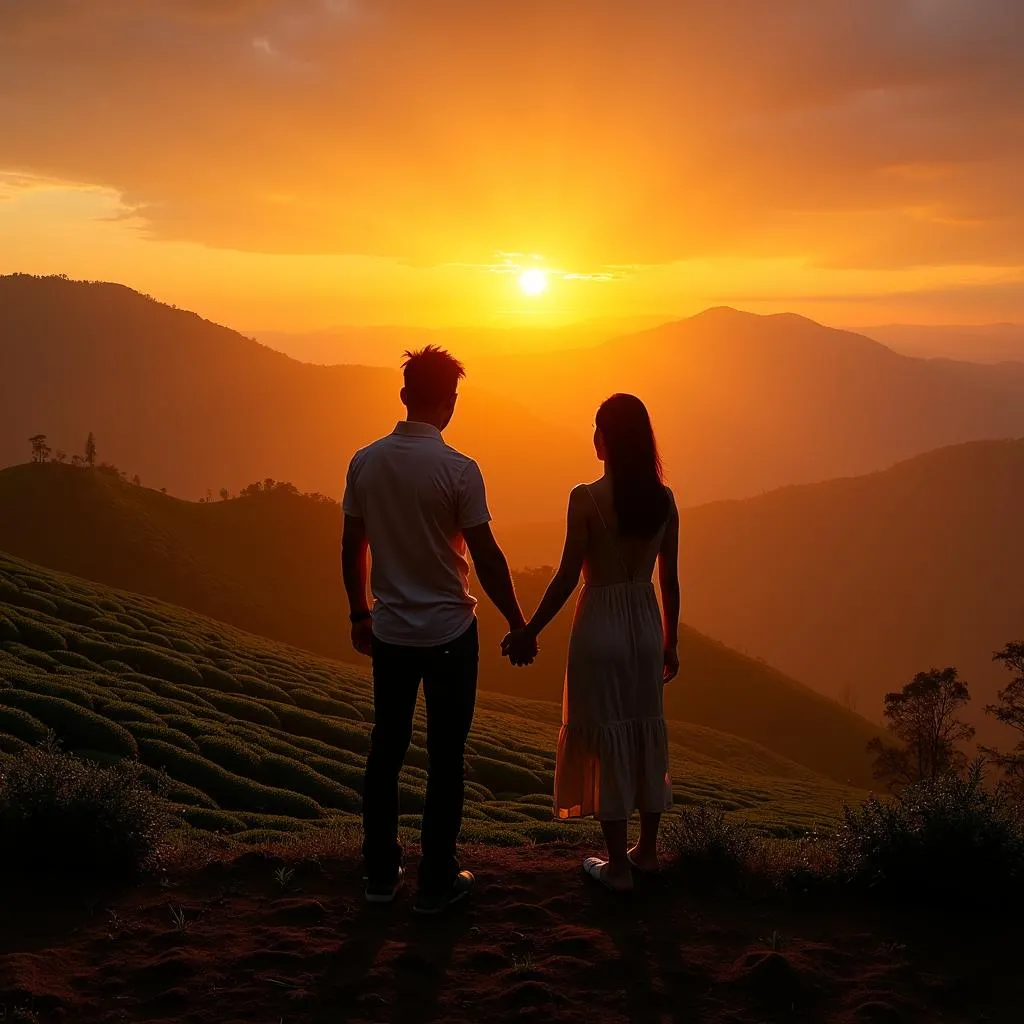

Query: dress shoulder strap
<box><xmin>584</xmin><ymin>484</ymin><xmax>633</xmax><ymax>580</ymax></box>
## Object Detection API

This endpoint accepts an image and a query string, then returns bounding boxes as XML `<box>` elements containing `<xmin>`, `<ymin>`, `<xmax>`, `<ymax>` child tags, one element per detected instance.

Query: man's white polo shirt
<box><xmin>342</xmin><ymin>420</ymin><xmax>491</xmax><ymax>647</ymax></box>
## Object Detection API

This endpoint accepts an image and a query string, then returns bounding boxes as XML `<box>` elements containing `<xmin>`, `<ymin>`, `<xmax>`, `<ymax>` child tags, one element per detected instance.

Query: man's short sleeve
<box><xmin>457</xmin><ymin>459</ymin><xmax>491</xmax><ymax>530</ymax></box>
<box><xmin>341</xmin><ymin>455</ymin><xmax>363</xmax><ymax>518</ymax></box>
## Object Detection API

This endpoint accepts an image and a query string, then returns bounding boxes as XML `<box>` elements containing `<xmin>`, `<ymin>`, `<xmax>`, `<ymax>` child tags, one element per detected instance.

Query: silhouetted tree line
<box><xmin>225</xmin><ymin>479</ymin><xmax>334</xmax><ymax>504</ymax></box>
<box><xmin>869</xmin><ymin>644</ymin><xmax>1024</xmax><ymax>798</ymax></box>
<box><xmin>26</xmin><ymin>432</ymin><xmax>146</xmax><ymax>486</ymax></box>
<box><xmin>28</xmin><ymin>431</ymin><xmax>96</xmax><ymax>468</ymax></box>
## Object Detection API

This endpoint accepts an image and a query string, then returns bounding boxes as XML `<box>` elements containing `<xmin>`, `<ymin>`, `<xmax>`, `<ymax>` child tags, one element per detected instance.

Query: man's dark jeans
<box><xmin>363</xmin><ymin>620</ymin><xmax>479</xmax><ymax>896</ymax></box>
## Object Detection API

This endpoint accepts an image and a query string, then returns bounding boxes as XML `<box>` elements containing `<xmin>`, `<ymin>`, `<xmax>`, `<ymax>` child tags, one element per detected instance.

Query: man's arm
<box><xmin>463</xmin><ymin>522</ymin><xmax>526</xmax><ymax>632</ymax></box>
<box><xmin>341</xmin><ymin>513</ymin><xmax>373</xmax><ymax>655</ymax></box>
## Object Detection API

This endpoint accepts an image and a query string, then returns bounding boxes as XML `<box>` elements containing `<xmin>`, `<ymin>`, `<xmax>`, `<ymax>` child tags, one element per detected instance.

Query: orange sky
<box><xmin>2</xmin><ymin>1</ymin><xmax>1023</xmax><ymax>330</ymax></box>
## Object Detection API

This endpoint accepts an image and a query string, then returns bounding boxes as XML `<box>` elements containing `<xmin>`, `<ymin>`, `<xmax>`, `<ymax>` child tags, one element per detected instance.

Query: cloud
<box><xmin>1</xmin><ymin>0</ymin><xmax>1022</xmax><ymax>271</ymax></box>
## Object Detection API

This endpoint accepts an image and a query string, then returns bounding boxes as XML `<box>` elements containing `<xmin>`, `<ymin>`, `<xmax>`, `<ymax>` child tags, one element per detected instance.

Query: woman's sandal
<box><xmin>626</xmin><ymin>853</ymin><xmax>661</xmax><ymax>876</ymax></box>
<box><xmin>583</xmin><ymin>857</ymin><xmax>635</xmax><ymax>892</ymax></box>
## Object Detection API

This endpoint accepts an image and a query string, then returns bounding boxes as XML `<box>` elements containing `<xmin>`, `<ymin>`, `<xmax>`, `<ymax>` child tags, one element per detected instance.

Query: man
<box><xmin>341</xmin><ymin>345</ymin><xmax>536</xmax><ymax>914</ymax></box>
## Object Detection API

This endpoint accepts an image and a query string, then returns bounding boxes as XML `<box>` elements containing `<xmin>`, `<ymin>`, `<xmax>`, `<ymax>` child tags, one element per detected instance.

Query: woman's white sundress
<box><xmin>554</xmin><ymin>485</ymin><xmax>673</xmax><ymax>821</ymax></box>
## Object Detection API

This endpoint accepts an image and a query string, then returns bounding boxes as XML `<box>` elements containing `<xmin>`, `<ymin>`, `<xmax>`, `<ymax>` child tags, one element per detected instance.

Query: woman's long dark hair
<box><xmin>595</xmin><ymin>393</ymin><xmax>670</xmax><ymax>538</ymax></box>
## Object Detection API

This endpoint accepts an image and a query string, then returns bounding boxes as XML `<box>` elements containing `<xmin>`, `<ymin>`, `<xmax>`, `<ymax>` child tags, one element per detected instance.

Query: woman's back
<box><xmin>580</xmin><ymin>477</ymin><xmax>669</xmax><ymax>588</ymax></box>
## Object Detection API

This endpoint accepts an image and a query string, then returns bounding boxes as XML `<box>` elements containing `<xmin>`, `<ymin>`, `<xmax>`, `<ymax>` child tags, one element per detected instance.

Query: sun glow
<box><xmin>518</xmin><ymin>268</ymin><xmax>548</xmax><ymax>296</ymax></box>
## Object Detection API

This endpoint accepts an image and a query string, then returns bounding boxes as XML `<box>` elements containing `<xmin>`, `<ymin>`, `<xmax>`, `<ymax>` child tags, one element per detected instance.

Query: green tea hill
<box><xmin>0</xmin><ymin>462</ymin><xmax>881</xmax><ymax>786</ymax></box>
<box><xmin>0</xmin><ymin>551</ymin><xmax>865</xmax><ymax>845</ymax></box>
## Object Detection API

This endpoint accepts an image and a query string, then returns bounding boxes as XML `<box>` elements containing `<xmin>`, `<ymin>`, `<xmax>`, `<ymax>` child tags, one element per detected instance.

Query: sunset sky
<box><xmin>3</xmin><ymin>0</ymin><xmax>1023</xmax><ymax>331</ymax></box>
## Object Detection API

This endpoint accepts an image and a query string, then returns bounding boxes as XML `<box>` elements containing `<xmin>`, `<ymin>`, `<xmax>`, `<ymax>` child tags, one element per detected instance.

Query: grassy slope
<box><xmin>0</xmin><ymin>463</ymin><xmax>881</xmax><ymax>787</ymax></box>
<box><xmin>0</xmin><ymin>551</ymin><xmax>865</xmax><ymax>844</ymax></box>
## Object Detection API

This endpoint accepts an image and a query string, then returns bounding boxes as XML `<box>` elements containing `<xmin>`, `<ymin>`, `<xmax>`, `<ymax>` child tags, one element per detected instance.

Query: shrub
<box><xmin>6</xmin><ymin>591</ymin><xmax>60</xmax><ymax>616</ymax></box>
<box><xmin>194</xmin><ymin>689</ymin><xmax>281</xmax><ymax>727</ymax></box>
<box><xmin>292</xmin><ymin>689</ymin><xmax>365</xmax><ymax>721</ymax></box>
<box><xmin>49</xmin><ymin>649</ymin><xmax>104</xmax><ymax>672</ymax></box>
<box><xmin>53</xmin><ymin>597</ymin><xmax>102</xmax><ymax>626</ymax></box>
<box><xmin>467</xmin><ymin>755</ymin><xmax>545</xmax><ymax>795</ymax></box>
<box><xmin>95</xmin><ymin>698</ymin><xmax>165</xmax><ymax>726</ymax></box>
<box><xmin>0</xmin><ymin>690</ymin><xmax>138</xmax><ymax>758</ymax></box>
<box><xmin>2</xmin><ymin>643</ymin><xmax>63</xmax><ymax>672</ymax></box>
<box><xmin>251</xmin><ymin>754</ymin><xmax>361</xmax><ymax>812</ymax></box>
<box><xmin>176</xmin><ymin>805</ymin><xmax>247</xmax><ymax>833</ymax></box>
<box><xmin>4</xmin><ymin>613</ymin><xmax>66</xmax><ymax>650</ymax></box>
<box><xmin>164</xmin><ymin>714</ymin><xmax>225</xmax><ymax>739</ymax></box>
<box><xmin>195</xmin><ymin>734</ymin><xmax>262</xmax><ymax>774</ymax></box>
<box><xmin>137</xmin><ymin>764</ymin><xmax>218</xmax><ymax>809</ymax></box>
<box><xmin>236</xmin><ymin>674</ymin><xmax>295</xmax><ymax>703</ymax></box>
<box><xmin>129</xmin><ymin>721</ymin><xmax>202</xmax><ymax>753</ymax></box>
<box><xmin>17</xmin><ymin>675</ymin><xmax>96</xmax><ymax>708</ymax></box>
<box><xmin>111</xmin><ymin>646</ymin><xmax>204</xmax><ymax>685</ymax></box>
<box><xmin>662</xmin><ymin>803</ymin><xmax>757</xmax><ymax>883</ymax></box>
<box><xmin>271</xmin><ymin>704</ymin><xmax>371</xmax><ymax>752</ymax></box>
<box><xmin>0</xmin><ymin>742</ymin><xmax>171</xmax><ymax>876</ymax></box>
<box><xmin>836</xmin><ymin>760</ymin><xmax>1024</xmax><ymax>905</ymax></box>
<box><xmin>197</xmin><ymin>663</ymin><xmax>245</xmax><ymax>692</ymax></box>
<box><xmin>0</xmin><ymin>708</ymin><xmax>50</xmax><ymax>746</ymax></box>
<box><xmin>136</xmin><ymin>738</ymin><xmax>323</xmax><ymax>819</ymax></box>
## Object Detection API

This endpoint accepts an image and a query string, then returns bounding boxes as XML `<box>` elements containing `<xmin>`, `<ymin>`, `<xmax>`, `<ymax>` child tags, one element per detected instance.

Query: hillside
<box><xmin>472</xmin><ymin>307</ymin><xmax>1024</xmax><ymax>505</ymax></box>
<box><xmin>7</xmin><ymin>276</ymin><xmax>1024</xmax><ymax>519</ymax></box>
<box><xmin>0</xmin><ymin>274</ymin><xmax>585</xmax><ymax>523</ymax></box>
<box><xmin>502</xmin><ymin>441</ymin><xmax>1024</xmax><ymax>738</ymax></box>
<box><xmin>678</xmin><ymin>440</ymin><xmax>1024</xmax><ymax>738</ymax></box>
<box><xmin>0</xmin><ymin>463</ymin><xmax>881</xmax><ymax>787</ymax></box>
<box><xmin>0</xmin><ymin>551</ymin><xmax>866</xmax><ymax>842</ymax></box>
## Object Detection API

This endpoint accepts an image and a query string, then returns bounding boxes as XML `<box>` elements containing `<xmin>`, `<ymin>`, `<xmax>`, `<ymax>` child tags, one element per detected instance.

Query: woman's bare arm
<box><xmin>522</xmin><ymin>486</ymin><xmax>590</xmax><ymax>641</ymax></box>
<box><xmin>658</xmin><ymin>497</ymin><xmax>681</xmax><ymax>680</ymax></box>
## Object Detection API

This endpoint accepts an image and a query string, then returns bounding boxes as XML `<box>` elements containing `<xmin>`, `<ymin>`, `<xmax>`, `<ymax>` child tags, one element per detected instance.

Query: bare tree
<box><xmin>867</xmin><ymin>667</ymin><xmax>974</xmax><ymax>790</ymax></box>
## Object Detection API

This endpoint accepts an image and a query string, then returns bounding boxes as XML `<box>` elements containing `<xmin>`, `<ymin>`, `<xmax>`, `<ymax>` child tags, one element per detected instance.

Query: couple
<box><xmin>341</xmin><ymin>346</ymin><xmax>679</xmax><ymax>914</ymax></box>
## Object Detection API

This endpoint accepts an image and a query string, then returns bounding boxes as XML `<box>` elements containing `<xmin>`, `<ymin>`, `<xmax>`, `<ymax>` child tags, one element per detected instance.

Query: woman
<box><xmin>504</xmin><ymin>393</ymin><xmax>680</xmax><ymax>891</ymax></box>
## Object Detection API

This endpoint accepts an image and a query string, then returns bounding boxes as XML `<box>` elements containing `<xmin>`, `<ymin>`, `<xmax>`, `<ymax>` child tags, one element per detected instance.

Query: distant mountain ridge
<box><xmin>5</xmin><ymin>275</ymin><xmax>1024</xmax><ymax>517</ymax></box>
<box><xmin>471</xmin><ymin>306</ymin><xmax>1024</xmax><ymax>505</ymax></box>
<box><xmin>860</xmin><ymin>323</ymin><xmax>1024</xmax><ymax>364</ymax></box>
<box><xmin>0</xmin><ymin>274</ymin><xmax>586</xmax><ymax>523</ymax></box>
<box><xmin>0</xmin><ymin>462</ymin><xmax>880</xmax><ymax>786</ymax></box>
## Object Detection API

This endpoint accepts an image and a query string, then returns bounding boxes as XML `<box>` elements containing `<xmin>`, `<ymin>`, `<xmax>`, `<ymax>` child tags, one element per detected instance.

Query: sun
<box><xmin>518</xmin><ymin>268</ymin><xmax>548</xmax><ymax>296</ymax></box>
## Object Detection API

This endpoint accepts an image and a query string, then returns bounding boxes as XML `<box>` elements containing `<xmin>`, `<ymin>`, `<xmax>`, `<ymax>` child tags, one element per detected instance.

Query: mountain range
<box><xmin>5</xmin><ymin>275</ymin><xmax>1024</xmax><ymax>520</ymax></box>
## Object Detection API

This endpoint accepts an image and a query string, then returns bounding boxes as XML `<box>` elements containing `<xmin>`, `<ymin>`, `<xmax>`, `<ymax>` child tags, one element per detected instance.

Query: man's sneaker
<box><xmin>365</xmin><ymin>866</ymin><xmax>405</xmax><ymax>904</ymax></box>
<box><xmin>412</xmin><ymin>870</ymin><xmax>475</xmax><ymax>916</ymax></box>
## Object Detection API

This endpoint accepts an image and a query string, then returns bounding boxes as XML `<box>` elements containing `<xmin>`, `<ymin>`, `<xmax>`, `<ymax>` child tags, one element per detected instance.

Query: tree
<box><xmin>54</xmin><ymin>450</ymin><xmax>67</xmax><ymax>464</ymax></box>
<box><xmin>219</xmin><ymin>487</ymin><xmax>230</xmax><ymax>502</ymax></box>
<box><xmin>867</xmin><ymin>667</ymin><xmax>974</xmax><ymax>790</ymax></box>
<box><xmin>70</xmin><ymin>455</ymin><xmax>84</xmax><ymax>468</ymax></box>
<box><xmin>29</xmin><ymin>434</ymin><xmax>51</xmax><ymax>464</ymax></box>
<box><xmin>84</xmin><ymin>432</ymin><xmax>97</xmax><ymax>468</ymax></box>
<box><xmin>131</xmin><ymin>474</ymin><xmax>142</xmax><ymax>487</ymax></box>
<box><xmin>983</xmin><ymin>643</ymin><xmax>1024</xmax><ymax>795</ymax></box>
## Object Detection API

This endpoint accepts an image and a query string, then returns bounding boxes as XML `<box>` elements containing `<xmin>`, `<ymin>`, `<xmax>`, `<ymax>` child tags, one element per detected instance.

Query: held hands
<box><xmin>663</xmin><ymin>644</ymin><xmax>680</xmax><ymax>683</ymax></box>
<box><xmin>502</xmin><ymin>628</ymin><xmax>539</xmax><ymax>668</ymax></box>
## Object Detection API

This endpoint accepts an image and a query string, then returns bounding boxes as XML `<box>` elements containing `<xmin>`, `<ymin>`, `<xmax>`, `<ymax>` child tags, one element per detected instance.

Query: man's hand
<box><xmin>351</xmin><ymin>618</ymin><xmax>374</xmax><ymax>657</ymax></box>
<box><xmin>502</xmin><ymin>629</ymin><xmax>538</xmax><ymax>667</ymax></box>
<box><xmin>663</xmin><ymin>644</ymin><xmax>680</xmax><ymax>683</ymax></box>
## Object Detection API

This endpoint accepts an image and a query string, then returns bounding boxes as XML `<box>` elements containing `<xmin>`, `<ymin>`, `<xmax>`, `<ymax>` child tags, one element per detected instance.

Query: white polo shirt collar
<box><xmin>393</xmin><ymin>420</ymin><xmax>443</xmax><ymax>441</ymax></box>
